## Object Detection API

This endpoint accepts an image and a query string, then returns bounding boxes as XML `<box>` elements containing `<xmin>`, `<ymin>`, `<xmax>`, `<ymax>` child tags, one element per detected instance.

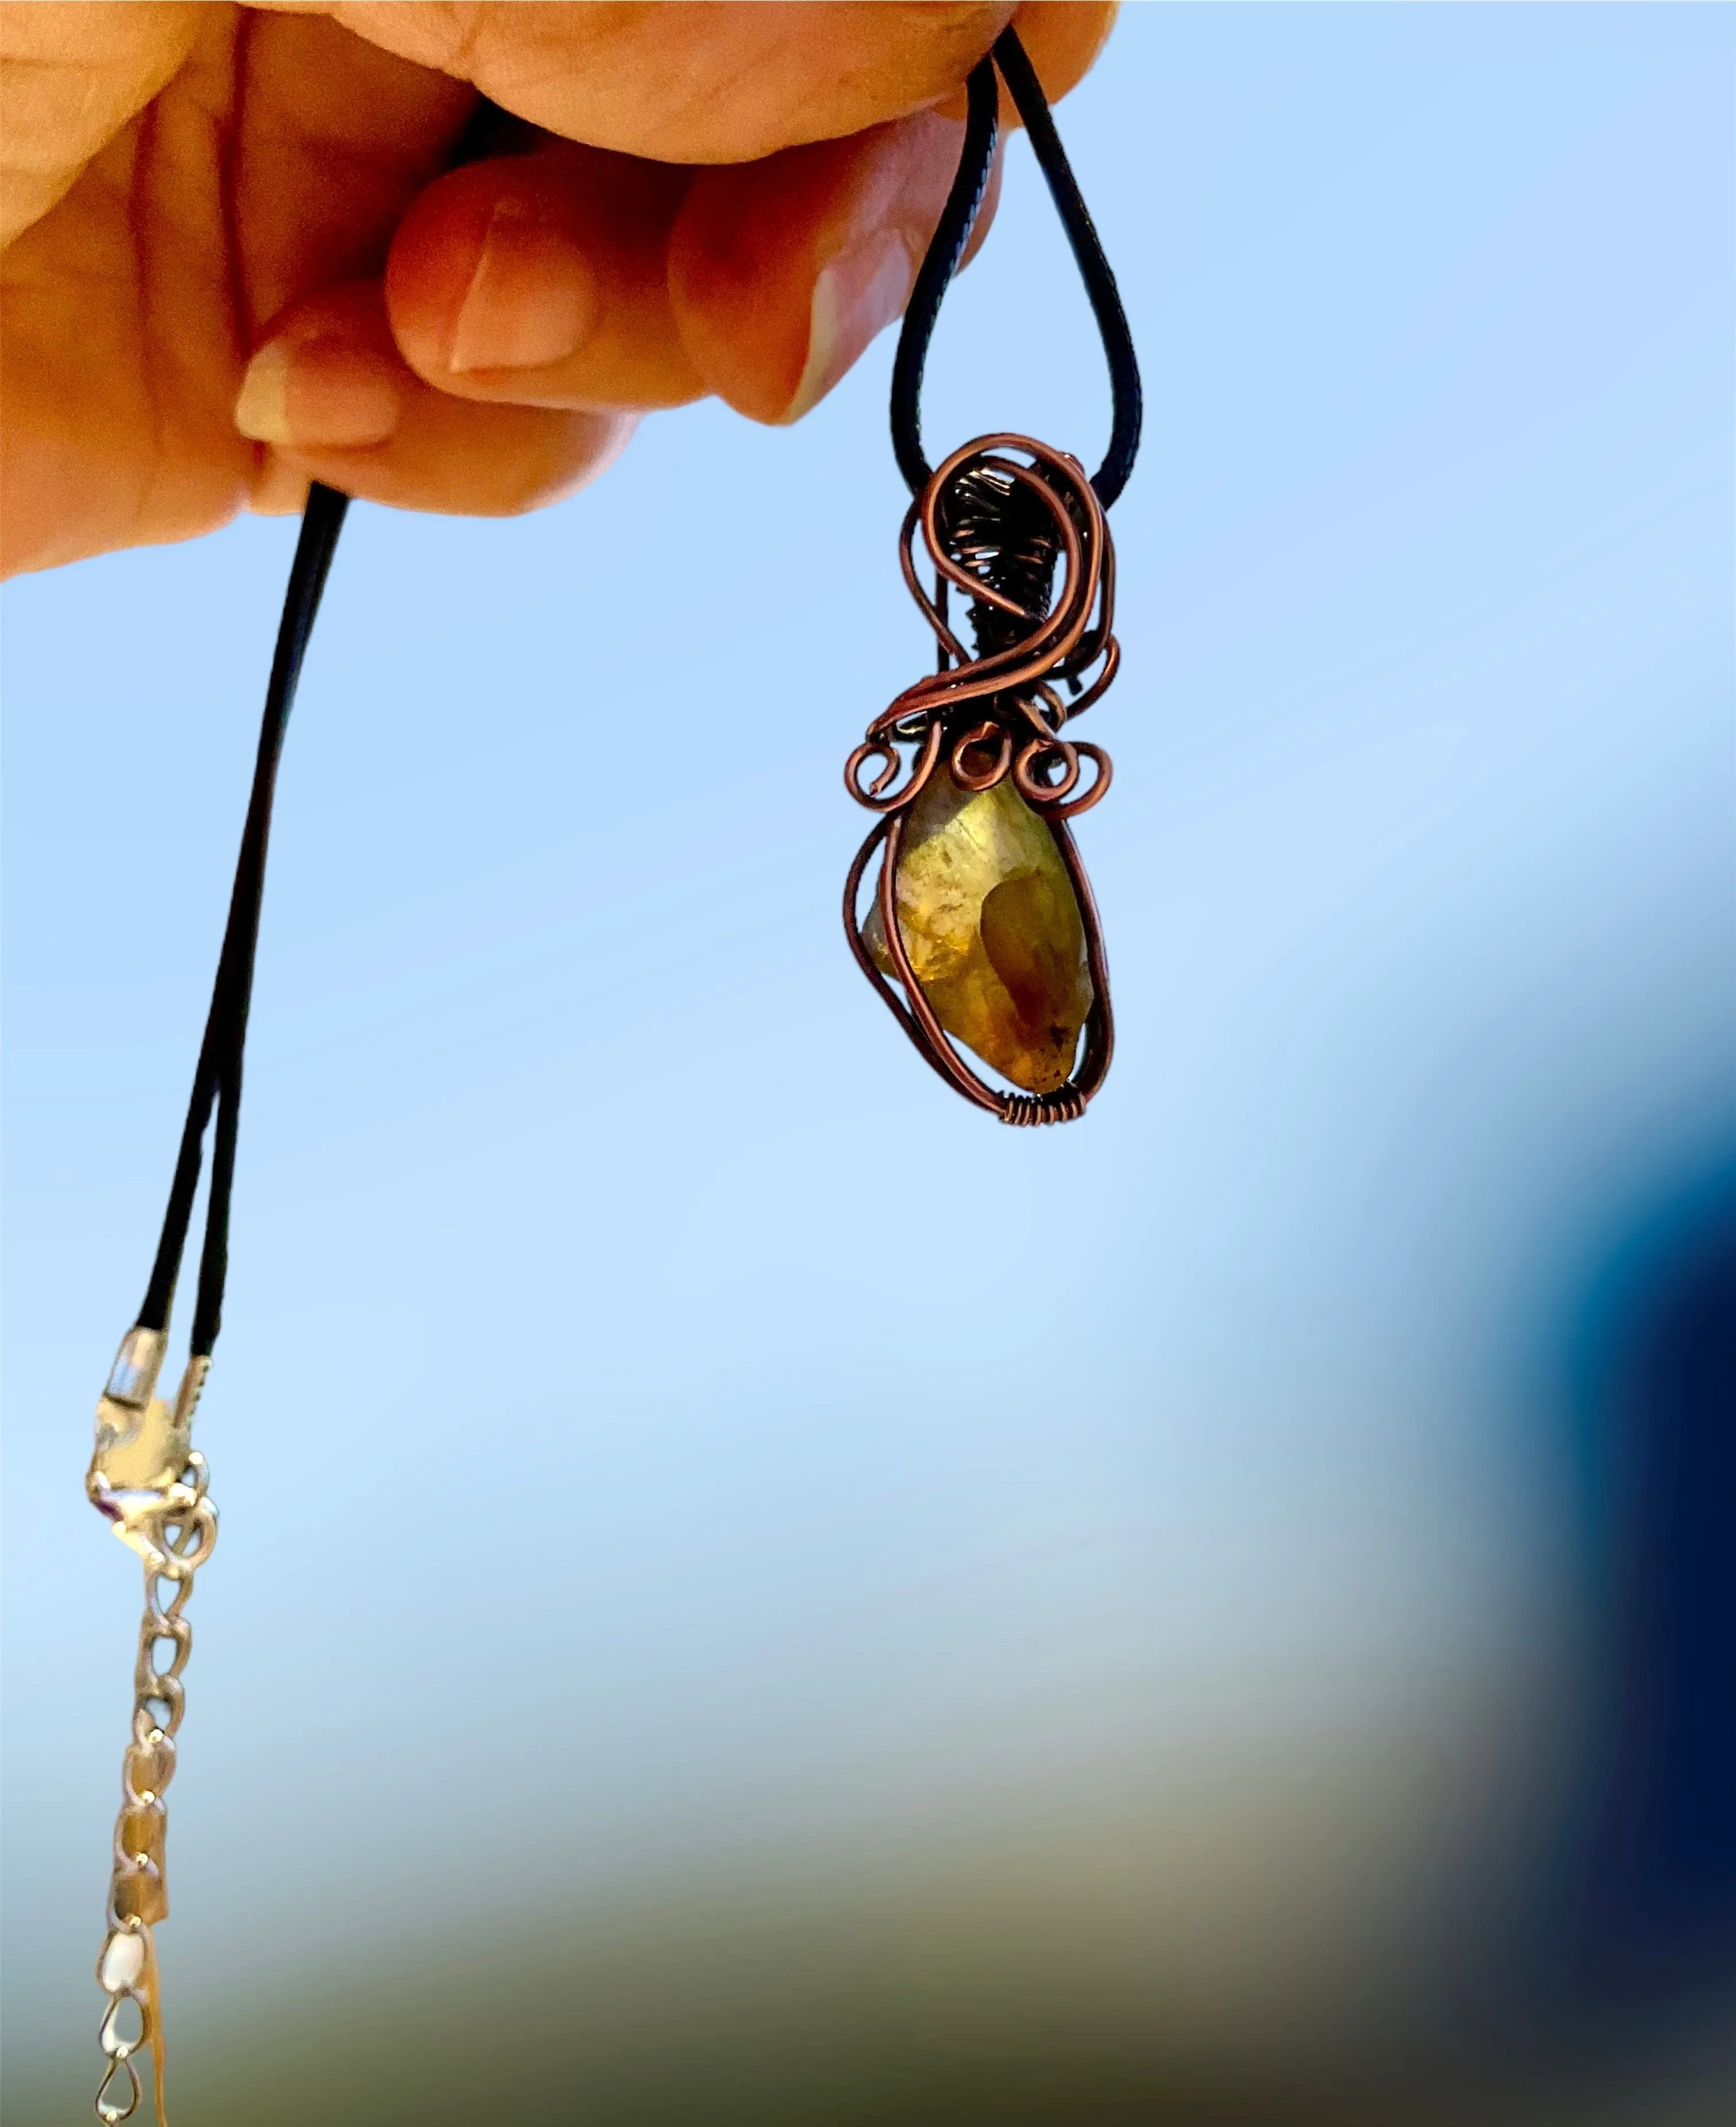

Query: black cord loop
<box><xmin>889</xmin><ymin>26</ymin><xmax>1142</xmax><ymax>510</ymax></box>
<box><xmin>137</xmin><ymin>482</ymin><xmax>348</xmax><ymax>1356</ymax></box>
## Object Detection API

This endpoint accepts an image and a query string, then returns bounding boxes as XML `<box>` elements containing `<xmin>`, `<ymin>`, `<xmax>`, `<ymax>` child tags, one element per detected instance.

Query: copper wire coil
<box><xmin>845</xmin><ymin>434</ymin><xmax>1119</xmax><ymax>820</ymax></box>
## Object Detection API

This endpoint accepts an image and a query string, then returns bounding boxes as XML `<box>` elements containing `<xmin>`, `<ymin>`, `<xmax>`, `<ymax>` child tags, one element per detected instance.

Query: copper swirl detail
<box><xmin>843</xmin><ymin>434</ymin><xmax>1119</xmax><ymax>1125</ymax></box>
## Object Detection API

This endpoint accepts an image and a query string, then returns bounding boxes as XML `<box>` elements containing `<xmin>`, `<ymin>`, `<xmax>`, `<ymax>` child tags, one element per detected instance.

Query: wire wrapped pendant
<box><xmin>845</xmin><ymin>435</ymin><xmax>1119</xmax><ymax>1122</ymax></box>
<box><xmin>844</xmin><ymin>31</ymin><xmax>1140</xmax><ymax>1124</ymax></box>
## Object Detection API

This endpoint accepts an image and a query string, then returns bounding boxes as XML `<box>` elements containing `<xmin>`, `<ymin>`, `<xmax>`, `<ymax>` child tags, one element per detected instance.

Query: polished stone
<box><xmin>863</xmin><ymin>767</ymin><xmax>1092</xmax><ymax>1093</ymax></box>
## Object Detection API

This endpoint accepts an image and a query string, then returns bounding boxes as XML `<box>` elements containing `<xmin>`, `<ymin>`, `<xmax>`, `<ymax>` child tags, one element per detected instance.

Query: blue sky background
<box><xmin>5</xmin><ymin>6</ymin><xmax>1733</xmax><ymax>2114</ymax></box>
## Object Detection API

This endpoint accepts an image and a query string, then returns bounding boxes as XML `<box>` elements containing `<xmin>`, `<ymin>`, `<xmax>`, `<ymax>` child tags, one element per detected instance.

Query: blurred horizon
<box><xmin>4</xmin><ymin>6</ymin><xmax>1733</xmax><ymax>2122</ymax></box>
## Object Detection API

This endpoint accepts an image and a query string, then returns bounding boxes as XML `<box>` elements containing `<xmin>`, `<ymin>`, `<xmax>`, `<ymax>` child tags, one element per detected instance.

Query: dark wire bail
<box><xmin>888</xmin><ymin>25</ymin><xmax>1143</xmax><ymax>509</ymax></box>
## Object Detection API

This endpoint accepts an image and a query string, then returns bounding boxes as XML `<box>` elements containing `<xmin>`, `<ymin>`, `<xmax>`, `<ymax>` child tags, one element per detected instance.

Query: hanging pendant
<box><xmin>845</xmin><ymin>435</ymin><xmax>1119</xmax><ymax>1121</ymax></box>
<box><xmin>844</xmin><ymin>32</ymin><xmax>1140</xmax><ymax>1125</ymax></box>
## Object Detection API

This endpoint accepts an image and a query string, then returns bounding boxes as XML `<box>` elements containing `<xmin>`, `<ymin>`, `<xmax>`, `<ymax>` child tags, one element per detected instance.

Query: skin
<box><xmin>0</xmin><ymin>1</ymin><xmax>1116</xmax><ymax>577</ymax></box>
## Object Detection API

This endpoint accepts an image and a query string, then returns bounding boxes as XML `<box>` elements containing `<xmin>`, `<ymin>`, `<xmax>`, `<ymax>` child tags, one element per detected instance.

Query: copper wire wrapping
<box><xmin>844</xmin><ymin>435</ymin><xmax>1119</xmax><ymax>1124</ymax></box>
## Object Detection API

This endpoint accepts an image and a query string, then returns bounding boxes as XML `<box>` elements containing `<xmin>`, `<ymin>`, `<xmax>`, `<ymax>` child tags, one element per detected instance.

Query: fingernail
<box><xmin>782</xmin><ymin>227</ymin><xmax>915</xmax><ymax>423</ymax></box>
<box><xmin>447</xmin><ymin>205</ymin><xmax>600</xmax><ymax>373</ymax></box>
<box><xmin>234</xmin><ymin>339</ymin><xmax>401</xmax><ymax>449</ymax></box>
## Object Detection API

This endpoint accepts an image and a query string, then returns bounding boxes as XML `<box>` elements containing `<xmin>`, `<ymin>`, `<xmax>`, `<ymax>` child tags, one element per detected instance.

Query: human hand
<box><xmin>0</xmin><ymin>2</ymin><xmax>1114</xmax><ymax>576</ymax></box>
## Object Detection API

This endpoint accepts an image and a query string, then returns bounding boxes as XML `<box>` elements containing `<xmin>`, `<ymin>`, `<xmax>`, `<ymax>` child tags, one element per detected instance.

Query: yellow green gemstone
<box><xmin>863</xmin><ymin>769</ymin><xmax>1092</xmax><ymax>1095</ymax></box>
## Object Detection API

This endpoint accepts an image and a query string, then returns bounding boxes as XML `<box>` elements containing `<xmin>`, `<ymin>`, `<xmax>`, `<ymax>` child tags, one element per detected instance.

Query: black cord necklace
<box><xmin>83</xmin><ymin>31</ymin><xmax>1139</xmax><ymax>2119</ymax></box>
<box><xmin>84</xmin><ymin>481</ymin><xmax>346</xmax><ymax>2127</ymax></box>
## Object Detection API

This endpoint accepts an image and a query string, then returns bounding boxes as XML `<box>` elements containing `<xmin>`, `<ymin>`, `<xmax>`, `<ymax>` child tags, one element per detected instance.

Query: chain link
<box><xmin>92</xmin><ymin>1453</ymin><xmax>217</xmax><ymax>2126</ymax></box>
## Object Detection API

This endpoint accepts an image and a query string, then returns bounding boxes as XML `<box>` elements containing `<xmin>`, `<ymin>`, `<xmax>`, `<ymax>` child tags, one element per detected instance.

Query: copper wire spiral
<box><xmin>844</xmin><ymin>435</ymin><xmax>1120</xmax><ymax>1124</ymax></box>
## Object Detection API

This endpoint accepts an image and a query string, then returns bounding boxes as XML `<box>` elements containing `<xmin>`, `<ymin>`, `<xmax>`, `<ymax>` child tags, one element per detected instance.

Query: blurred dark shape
<box><xmin>1553</xmin><ymin>1158</ymin><xmax>1736</xmax><ymax>2014</ymax></box>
